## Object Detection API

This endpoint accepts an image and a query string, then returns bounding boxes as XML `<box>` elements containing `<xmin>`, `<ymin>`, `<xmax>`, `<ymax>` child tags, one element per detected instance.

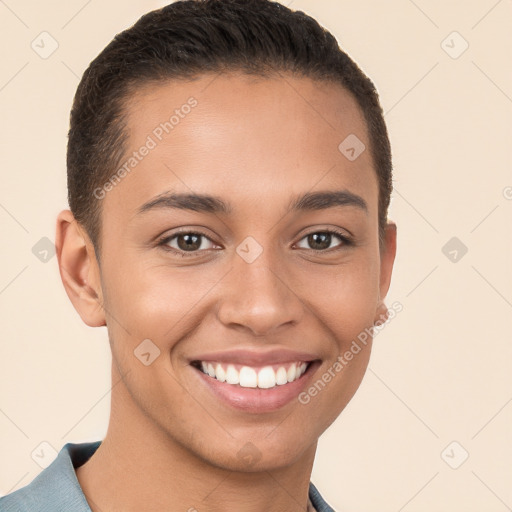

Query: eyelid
<box><xmin>293</xmin><ymin>227</ymin><xmax>353</xmax><ymax>251</ymax></box>
<box><xmin>156</xmin><ymin>228</ymin><xmax>221</xmax><ymax>257</ymax></box>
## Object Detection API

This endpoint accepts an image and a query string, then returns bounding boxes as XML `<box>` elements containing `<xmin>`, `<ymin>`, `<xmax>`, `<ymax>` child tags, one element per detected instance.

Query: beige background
<box><xmin>1</xmin><ymin>0</ymin><xmax>511</xmax><ymax>510</ymax></box>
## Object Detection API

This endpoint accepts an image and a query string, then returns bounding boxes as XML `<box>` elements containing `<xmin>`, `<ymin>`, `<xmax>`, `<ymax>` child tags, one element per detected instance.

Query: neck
<box><xmin>76</xmin><ymin>366</ymin><xmax>317</xmax><ymax>512</ymax></box>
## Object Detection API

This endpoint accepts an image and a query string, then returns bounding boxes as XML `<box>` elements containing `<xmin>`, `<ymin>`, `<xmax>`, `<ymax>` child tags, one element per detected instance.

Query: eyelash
<box><xmin>296</xmin><ymin>228</ymin><xmax>354</xmax><ymax>251</ymax></box>
<box><xmin>157</xmin><ymin>228</ymin><xmax>353</xmax><ymax>258</ymax></box>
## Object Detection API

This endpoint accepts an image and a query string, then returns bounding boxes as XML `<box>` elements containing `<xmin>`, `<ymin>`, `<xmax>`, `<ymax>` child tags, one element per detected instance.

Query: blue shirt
<box><xmin>0</xmin><ymin>441</ymin><xmax>335</xmax><ymax>511</ymax></box>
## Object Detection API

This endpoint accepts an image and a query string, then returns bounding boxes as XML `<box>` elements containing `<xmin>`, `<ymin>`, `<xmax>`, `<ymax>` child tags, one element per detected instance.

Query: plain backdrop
<box><xmin>1</xmin><ymin>1</ymin><xmax>511</xmax><ymax>510</ymax></box>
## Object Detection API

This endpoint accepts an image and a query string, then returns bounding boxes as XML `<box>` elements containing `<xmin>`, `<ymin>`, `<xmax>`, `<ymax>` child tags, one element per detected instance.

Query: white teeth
<box><xmin>226</xmin><ymin>364</ymin><xmax>239</xmax><ymax>385</ymax></box>
<box><xmin>276</xmin><ymin>366</ymin><xmax>288</xmax><ymax>385</ymax></box>
<box><xmin>257</xmin><ymin>366</ymin><xmax>276</xmax><ymax>389</ymax></box>
<box><xmin>296</xmin><ymin>363</ymin><xmax>307</xmax><ymax>379</ymax></box>
<box><xmin>287</xmin><ymin>363</ymin><xmax>297</xmax><ymax>382</ymax></box>
<box><xmin>215</xmin><ymin>363</ymin><xmax>226</xmax><ymax>382</ymax></box>
<box><xmin>198</xmin><ymin>361</ymin><xmax>309</xmax><ymax>389</ymax></box>
<box><xmin>239</xmin><ymin>366</ymin><xmax>258</xmax><ymax>388</ymax></box>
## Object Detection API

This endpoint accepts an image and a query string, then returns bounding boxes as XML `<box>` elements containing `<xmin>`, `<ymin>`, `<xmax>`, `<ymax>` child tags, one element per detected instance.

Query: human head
<box><xmin>66</xmin><ymin>0</ymin><xmax>392</xmax><ymax>260</ymax></box>
<box><xmin>57</xmin><ymin>0</ymin><xmax>397</xmax><ymax>477</ymax></box>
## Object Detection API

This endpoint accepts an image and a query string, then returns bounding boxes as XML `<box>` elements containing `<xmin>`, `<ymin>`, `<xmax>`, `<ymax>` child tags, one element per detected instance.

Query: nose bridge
<box><xmin>216</xmin><ymin>239</ymin><xmax>304</xmax><ymax>335</ymax></box>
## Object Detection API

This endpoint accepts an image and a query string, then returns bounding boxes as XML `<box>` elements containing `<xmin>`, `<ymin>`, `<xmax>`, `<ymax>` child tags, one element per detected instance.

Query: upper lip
<box><xmin>189</xmin><ymin>348</ymin><xmax>319</xmax><ymax>366</ymax></box>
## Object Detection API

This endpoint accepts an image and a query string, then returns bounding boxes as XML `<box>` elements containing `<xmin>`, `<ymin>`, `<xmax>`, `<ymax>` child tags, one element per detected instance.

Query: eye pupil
<box><xmin>177</xmin><ymin>233</ymin><xmax>201</xmax><ymax>251</ymax></box>
<box><xmin>308</xmin><ymin>232</ymin><xmax>331</xmax><ymax>250</ymax></box>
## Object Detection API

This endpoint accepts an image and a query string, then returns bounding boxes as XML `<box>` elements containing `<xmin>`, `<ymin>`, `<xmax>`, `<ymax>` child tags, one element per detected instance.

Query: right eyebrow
<box><xmin>136</xmin><ymin>191</ymin><xmax>232</xmax><ymax>216</ymax></box>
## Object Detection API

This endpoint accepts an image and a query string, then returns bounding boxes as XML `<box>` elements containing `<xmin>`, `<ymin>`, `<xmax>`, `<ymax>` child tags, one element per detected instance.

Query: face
<box><xmin>68</xmin><ymin>72</ymin><xmax>396</xmax><ymax>472</ymax></box>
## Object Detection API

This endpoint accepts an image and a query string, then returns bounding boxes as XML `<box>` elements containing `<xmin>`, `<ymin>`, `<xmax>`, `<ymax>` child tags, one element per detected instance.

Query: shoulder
<box><xmin>0</xmin><ymin>441</ymin><xmax>101</xmax><ymax>512</ymax></box>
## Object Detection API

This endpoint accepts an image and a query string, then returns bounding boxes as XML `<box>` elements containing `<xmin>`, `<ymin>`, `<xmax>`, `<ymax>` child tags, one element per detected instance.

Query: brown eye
<box><xmin>307</xmin><ymin>233</ymin><xmax>332</xmax><ymax>250</ymax></box>
<box><xmin>296</xmin><ymin>230</ymin><xmax>349</xmax><ymax>251</ymax></box>
<box><xmin>176</xmin><ymin>233</ymin><xmax>202</xmax><ymax>251</ymax></box>
<box><xmin>162</xmin><ymin>232</ymin><xmax>216</xmax><ymax>253</ymax></box>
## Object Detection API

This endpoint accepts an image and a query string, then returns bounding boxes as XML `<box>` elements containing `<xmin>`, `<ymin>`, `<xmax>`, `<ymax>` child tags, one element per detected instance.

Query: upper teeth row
<box><xmin>200</xmin><ymin>362</ymin><xmax>308</xmax><ymax>389</ymax></box>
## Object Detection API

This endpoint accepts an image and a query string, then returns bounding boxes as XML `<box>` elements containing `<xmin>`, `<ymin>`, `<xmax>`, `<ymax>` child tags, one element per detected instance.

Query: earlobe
<box><xmin>374</xmin><ymin>301</ymin><xmax>389</xmax><ymax>326</ymax></box>
<box><xmin>55</xmin><ymin>210</ymin><xmax>106</xmax><ymax>327</ymax></box>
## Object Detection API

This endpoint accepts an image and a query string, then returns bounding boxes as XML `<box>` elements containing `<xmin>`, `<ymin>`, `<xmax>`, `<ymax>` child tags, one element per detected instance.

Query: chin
<box><xmin>195</xmin><ymin>435</ymin><xmax>314</xmax><ymax>473</ymax></box>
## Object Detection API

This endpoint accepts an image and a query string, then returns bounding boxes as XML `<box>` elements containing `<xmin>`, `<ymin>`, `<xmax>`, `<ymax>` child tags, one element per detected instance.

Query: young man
<box><xmin>1</xmin><ymin>0</ymin><xmax>396</xmax><ymax>510</ymax></box>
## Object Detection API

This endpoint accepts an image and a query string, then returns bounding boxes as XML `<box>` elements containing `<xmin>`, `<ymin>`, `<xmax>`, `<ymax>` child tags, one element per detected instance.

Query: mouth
<box><xmin>190</xmin><ymin>357</ymin><xmax>320</xmax><ymax>413</ymax></box>
<box><xmin>191</xmin><ymin>360</ymin><xmax>311</xmax><ymax>389</ymax></box>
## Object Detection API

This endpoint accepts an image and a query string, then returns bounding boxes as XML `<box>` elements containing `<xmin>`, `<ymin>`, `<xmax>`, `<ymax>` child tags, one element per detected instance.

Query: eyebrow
<box><xmin>137</xmin><ymin>191</ymin><xmax>231</xmax><ymax>215</ymax></box>
<box><xmin>289</xmin><ymin>190</ymin><xmax>367</xmax><ymax>213</ymax></box>
<box><xmin>136</xmin><ymin>189</ymin><xmax>367</xmax><ymax>216</ymax></box>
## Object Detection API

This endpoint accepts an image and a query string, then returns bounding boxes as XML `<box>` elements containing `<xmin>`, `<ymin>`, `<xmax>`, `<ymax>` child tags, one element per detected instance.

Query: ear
<box><xmin>55</xmin><ymin>210</ymin><xmax>106</xmax><ymax>327</ymax></box>
<box><xmin>374</xmin><ymin>221</ymin><xmax>397</xmax><ymax>325</ymax></box>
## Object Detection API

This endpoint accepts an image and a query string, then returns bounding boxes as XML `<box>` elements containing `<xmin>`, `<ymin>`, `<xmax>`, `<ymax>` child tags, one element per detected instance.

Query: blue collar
<box><xmin>1</xmin><ymin>441</ymin><xmax>335</xmax><ymax>511</ymax></box>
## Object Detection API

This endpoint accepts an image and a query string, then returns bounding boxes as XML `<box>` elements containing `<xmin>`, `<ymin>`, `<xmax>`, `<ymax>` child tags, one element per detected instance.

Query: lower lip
<box><xmin>192</xmin><ymin>362</ymin><xmax>320</xmax><ymax>413</ymax></box>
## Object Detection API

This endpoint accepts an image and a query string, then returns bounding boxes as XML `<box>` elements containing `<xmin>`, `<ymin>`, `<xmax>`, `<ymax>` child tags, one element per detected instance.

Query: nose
<box><xmin>216</xmin><ymin>248</ymin><xmax>305</xmax><ymax>337</ymax></box>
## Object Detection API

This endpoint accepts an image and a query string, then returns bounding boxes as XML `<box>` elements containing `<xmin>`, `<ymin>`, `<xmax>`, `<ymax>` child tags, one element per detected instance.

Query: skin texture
<box><xmin>56</xmin><ymin>72</ymin><xmax>397</xmax><ymax>512</ymax></box>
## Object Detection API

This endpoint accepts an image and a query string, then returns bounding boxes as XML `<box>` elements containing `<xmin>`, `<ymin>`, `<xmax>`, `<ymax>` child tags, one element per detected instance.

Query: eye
<box><xmin>295</xmin><ymin>229</ymin><xmax>352</xmax><ymax>251</ymax></box>
<box><xmin>158</xmin><ymin>231</ymin><xmax>219</xmax><ymax>256</ymax></box>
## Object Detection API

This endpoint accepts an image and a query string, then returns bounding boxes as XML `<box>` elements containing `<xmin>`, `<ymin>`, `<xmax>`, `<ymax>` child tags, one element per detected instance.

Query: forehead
<box><xmin>103</xmin><ymin>72</ymin><xmax>377</xmax><ymax>220</ymax></box>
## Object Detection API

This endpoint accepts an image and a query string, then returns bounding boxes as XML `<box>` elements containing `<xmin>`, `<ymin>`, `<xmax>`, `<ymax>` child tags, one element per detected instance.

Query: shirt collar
<box><xmin>1</xmin><ymin>441</ymin><xmax>99</xmax><ymax>511</ymax></box>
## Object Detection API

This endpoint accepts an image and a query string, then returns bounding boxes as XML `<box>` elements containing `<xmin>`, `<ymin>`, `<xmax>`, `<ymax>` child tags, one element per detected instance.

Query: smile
<box><xmin>194</xmin><ymin>361</ymin><xmax>310</xmax><ymax>389</ymax></box>
<box><xmin>189</xmin><ymin>349</ymin><xmax>320</xmax><ymax>413</ymax></box>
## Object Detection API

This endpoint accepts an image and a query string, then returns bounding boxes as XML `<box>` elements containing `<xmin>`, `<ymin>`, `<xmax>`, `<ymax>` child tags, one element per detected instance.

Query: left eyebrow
<box><xmin>289</xmin><ymin>190</ymin><xmax>368</xmax><ymax>214</ymax></box>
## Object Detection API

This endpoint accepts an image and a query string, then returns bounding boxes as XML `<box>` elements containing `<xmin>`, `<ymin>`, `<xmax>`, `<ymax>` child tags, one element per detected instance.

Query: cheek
<box><xmin>296</xmin><ymin>340</ymin><xmax>372</xmax><ymax>439</ymax></box>
<box><xmin>101</xmin><ymin>256</ymin><xmax>226</xmax><ymax>350</ymax></box>
<box><xmin>305</xmin><ymin>254</ymin><xmax>380</xmax><ymax>426</ymax></box>
<box><xmin>295</xmin><ymin>251</ymin><xmax>381</xmax><ymax>345</ymax></box>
